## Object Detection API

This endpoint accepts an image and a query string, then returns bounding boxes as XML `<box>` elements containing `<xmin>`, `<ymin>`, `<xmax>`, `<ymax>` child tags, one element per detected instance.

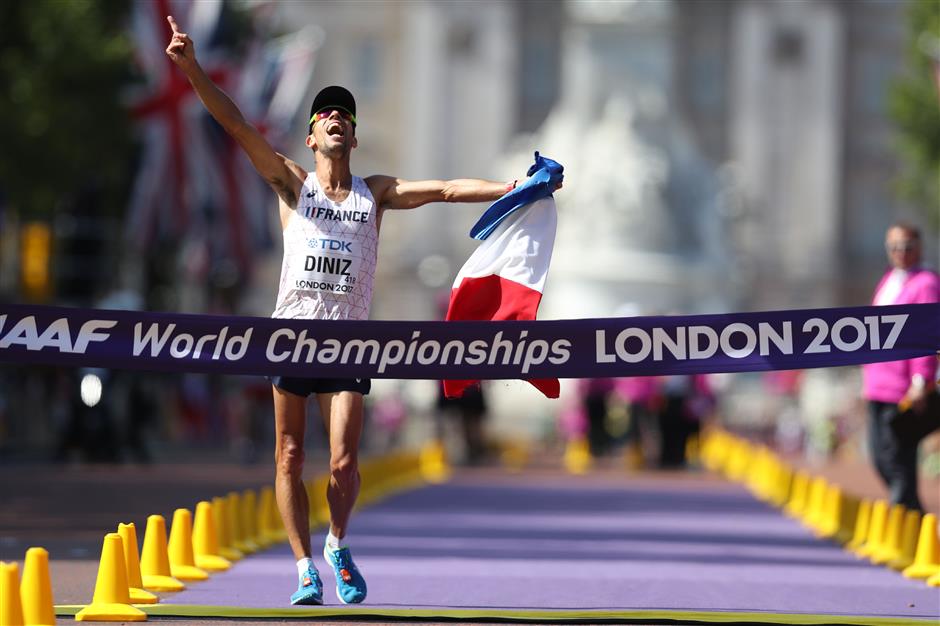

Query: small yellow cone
<box><xmin>167</xmin><ymin>509</ymin><xmax>209</xmax><ymax>581</ymax></box>
<box><xmin>357</xmin><ymin>460</ymin><xmax>378</xmax><ymax>507</ymax></box>
<box><xmin>139</xmin><ymin>515</ymin><xmax>185</xmax><ymax>592</ymax></box>
<box><xmin>856</xmin><ymin>500</ymin><xmax>888</xmax><ymax>559</ymax></box>
<box><xmin>803</xmin><ymin>476</ymin><xmax>828</xmax><ymax>532</ymax></box>
<box><xmin>20</xmin><ymin>547</ymin><xmax>55</xmax><ymax>625</ymax></box>
<box><xmin>117</xmin><ymin>524</ymin><xmax>158</xmax><ymax>604</ymax></box>
<box><xmin>871</xmin><ymin>504</ymin><xmax>905</xmax><ymax>565</ymax></box>
<box><xmin>264</xmin><ymin>486</ymin><xmax>288</xmax><ymax>543</ymax></box>
<box><xmin>889</xmin><ymin>509</ymin><xmax>922</xmax><ymax>571</ymax></box>
<box><xmin>725</xmin><ymin>439</ymin><xmax>756</xmax><ymax>483</ymax></box>
<box><xmin>563</xmin><ymin>437</ymin><xmax>592</xmax><ymax>475</ymax></box>
<box><xmin>1</xmin><ymin>561</ymin><xmax>25</xmax><ymax>626</ymax></box>
<box><xmin>256</xmin><ymin>488</ymin><xmax>274</xmax><ymax>546</ymax></box>
<box><xmin>502</xmin><ymin>439</ymin><xmax>531</xmax><ymax>473</ymax></box>
<box><xmin>420</xmin><ymin>439</ymin><xmax>451</xmax><ymax>483</ymax></box>
<box><xmin>307</xmin><ymin>477</ymin><xmax>330</xmax><ymax>528</ymax></box>
<box><xmin>823</xmin><ymin>488</ymin><xmax>858</xmax><ymax>545</ymax></box>
<box><xmin>75</xmin><ymin>533</ymin><xmax>147</xmax><ymax>622</ymax></box>
<box><xmin>228</xmin><ymin>492</ymin><xmax>256</xmax><ymax>554</ymax></box>
<box><xmin>904</xmin><ymin>513</ymin><xmax>940</xmax><ymax>580</ymax></box>
<box><xmin>784</xmin><ymin>471</ymin><xmax>810</xmax><ymax>518</ymax></box>
<box><xmin>193</xmin><ymin>501</ymin><xmax>231</xmax><ymax>572</ymax></box>
<box><xmin>241</xmin><ymin>490</ymin><xmax>267</xmax><ymax>550</ymax></box>
<box><xmin>212</xmin><ymin>497</ymin><xmax>243</xmax><ymax>562</ymax></box>
<box><xmin>770</xmin><ymin>463</ymin><xmax>793</xmax><ymax>508</ymax></box>
<box><xmin>846</xmin><ymin>499</ymin><xmax>872</xmax><ymax>552</ymax></box>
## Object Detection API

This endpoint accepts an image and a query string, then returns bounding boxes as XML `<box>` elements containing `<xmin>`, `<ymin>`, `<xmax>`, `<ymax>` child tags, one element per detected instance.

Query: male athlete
<box><xmin>166</xmin><ymin>16</ymin><xmax>530</xmax><ymax>605</ymax></box>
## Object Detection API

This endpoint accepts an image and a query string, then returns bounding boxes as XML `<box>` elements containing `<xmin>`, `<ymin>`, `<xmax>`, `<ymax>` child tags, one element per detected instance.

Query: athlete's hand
<box><xmin>165</xmin><ymin>15</ymin><xmax>197</xmax><ymax>72</ymax></box>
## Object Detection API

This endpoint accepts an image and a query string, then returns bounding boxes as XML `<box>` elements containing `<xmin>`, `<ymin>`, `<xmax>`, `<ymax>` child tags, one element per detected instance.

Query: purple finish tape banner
<box><xmin>0</xmin><ymin>303</ymin><xmax>937</xmax><ymax>379</ymax></box>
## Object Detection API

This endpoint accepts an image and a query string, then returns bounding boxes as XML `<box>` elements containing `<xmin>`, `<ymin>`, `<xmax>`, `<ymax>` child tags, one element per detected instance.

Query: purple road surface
<box><xmin>165</xmin><ymin>473</ymin><xmax>940</xmax><ymax>620</ymax></box>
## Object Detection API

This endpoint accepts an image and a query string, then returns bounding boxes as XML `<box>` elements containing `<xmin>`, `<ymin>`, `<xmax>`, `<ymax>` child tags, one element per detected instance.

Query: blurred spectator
<box><xmin>436</xmin><ymin>383</ymin><xmax>489</xmax><ymax>465</ymax></box>
<box><xmin>576</xmin><ymin>378</ymin><xmax>617</xmax><ymax>458</ymax></box>
<box><xmin>862</xmin><ymin>223</ymin><xmax>940</xmax><ymax>512</ymax></box>
<box><xmin>656</xmin><ymin>374</ymin><xmax>714</xmax><ymax>468</ymax></box>
<box><xmin>613</xmin><ymin>376</ymin><xmax>660</xmax><ymax>468</ymax></box>
<box><xmin>763</xmin><ymin>370</ymin><xmax>805</xmax><ymax>455</ymax></box>
<box><xmin>371</xmin><ymin>385</ymin><xmax>408</xmax><ymax>452</ymax></box>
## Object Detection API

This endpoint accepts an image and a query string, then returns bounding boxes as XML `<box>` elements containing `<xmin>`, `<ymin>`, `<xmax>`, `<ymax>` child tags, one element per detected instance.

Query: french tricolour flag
<box><xmin>443</xmin><ymin>153</ymin><xmax>563</xmax><ymax>399</ymax></box>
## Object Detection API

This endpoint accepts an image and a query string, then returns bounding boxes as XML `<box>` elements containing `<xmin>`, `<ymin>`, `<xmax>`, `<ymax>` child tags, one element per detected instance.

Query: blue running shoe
<box><xmin>290</xmin><ymin>566</ymin><xmax>323</xmax><ymax>606</ymax></box>
<box><xmin>323</xmin><ymin>544</ymin><xmax>367</xmax><ymax>604</ymax></box>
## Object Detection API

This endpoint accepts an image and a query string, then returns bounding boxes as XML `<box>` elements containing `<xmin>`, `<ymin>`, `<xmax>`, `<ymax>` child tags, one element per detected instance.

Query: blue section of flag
<box><xmin>469</xmin><ymin>151</ymin><xmax>564</xmax><ymax>241</ymax></box>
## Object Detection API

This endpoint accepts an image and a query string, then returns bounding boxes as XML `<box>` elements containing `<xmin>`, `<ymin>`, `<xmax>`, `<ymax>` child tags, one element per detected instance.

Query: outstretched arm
<box><xmin>367</xmin><ymin>176</ymin><xmax>514</xmax><ymax>212</ymax></box>
<box><xmin>165</xmin><ymin>15</ymin><xmax>303</xmax><ymax>207</ymax></box>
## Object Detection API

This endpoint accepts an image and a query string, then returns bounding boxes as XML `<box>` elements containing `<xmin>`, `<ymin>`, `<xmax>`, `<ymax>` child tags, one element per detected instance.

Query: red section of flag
<box><xmin>443</xmin><ymin>275</ymin><xmax>559</xmax><ymax>399</ymax></box>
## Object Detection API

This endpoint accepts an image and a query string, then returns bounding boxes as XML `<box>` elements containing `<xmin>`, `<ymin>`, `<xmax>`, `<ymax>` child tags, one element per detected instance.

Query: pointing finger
<box><xmin>167</xmin><ymin>15</ymin><xmax>180</xmax><ymax>34</ymax></box>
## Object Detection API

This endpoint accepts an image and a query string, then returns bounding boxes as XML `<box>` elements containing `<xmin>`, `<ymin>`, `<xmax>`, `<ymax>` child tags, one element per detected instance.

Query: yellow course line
<box><xmin>53</xmin><ymin>605</ymin><xmax>938</xmax><ymax>625</ymax></box>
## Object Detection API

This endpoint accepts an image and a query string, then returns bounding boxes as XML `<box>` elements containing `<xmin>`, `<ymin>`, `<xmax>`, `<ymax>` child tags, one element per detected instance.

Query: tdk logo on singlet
<box><xmin>307</xmin><ymin>238</ymin><xmax>352</xmax><ymax>252</ymax></box>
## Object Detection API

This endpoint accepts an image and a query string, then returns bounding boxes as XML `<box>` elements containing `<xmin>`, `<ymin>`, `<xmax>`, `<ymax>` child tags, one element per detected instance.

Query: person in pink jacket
<box><xmin>862</xmin><ymin>223</ymin><xmax>940</xmax><ymax>512</ymax></box>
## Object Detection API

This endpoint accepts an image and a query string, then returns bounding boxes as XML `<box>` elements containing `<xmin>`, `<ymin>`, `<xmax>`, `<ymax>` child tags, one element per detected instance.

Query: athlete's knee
<box><xmin>276</xmin><ymin>435</ymin><xmax>305</xmax><ymax>477</ymax></box>
<box><xmin>329</xmin><ymin>449</ymin><xmax>359</xmax><ymax>485</ymax></box>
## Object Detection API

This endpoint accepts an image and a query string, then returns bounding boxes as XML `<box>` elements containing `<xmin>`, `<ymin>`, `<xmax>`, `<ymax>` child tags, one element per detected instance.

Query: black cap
<box><xmin>309</xmin><ymin>85</ymin><xmax>356</xmax><ymax>128</ymax></box>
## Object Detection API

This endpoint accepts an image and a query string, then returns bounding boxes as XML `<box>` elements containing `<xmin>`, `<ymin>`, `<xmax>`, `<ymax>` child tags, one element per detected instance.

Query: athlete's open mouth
<box><xmin>326</xmin><ymin>121</ymin><xmax>345</xmax><ymax>137</ymax></box>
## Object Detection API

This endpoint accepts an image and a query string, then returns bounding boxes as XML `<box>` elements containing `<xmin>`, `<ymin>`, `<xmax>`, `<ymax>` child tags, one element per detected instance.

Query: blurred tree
<box><xmin>0</xmin><ymin>0</ymin><xmax>136</xmax><ymax>300</ymax></box>
<box><xmin>889</xmin><ymin>0</ymin><xmax>940</xmax><ymax>228</ymax></box>
<box><xmin>0</xmin><ymin>0</ymin><xmax>135</xmax><ymax>219</ymax></box>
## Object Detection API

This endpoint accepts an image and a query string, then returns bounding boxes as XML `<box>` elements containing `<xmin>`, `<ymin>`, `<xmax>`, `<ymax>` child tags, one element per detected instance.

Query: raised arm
<box><xmin>367</xmin><ymin>176</ymin><xmax>514</xmax><ymax>212</ymax></box>
<box><xmin>165</xmin><ymin>15</ymin><xmax>303</xmax><ymax>207</ymax></box>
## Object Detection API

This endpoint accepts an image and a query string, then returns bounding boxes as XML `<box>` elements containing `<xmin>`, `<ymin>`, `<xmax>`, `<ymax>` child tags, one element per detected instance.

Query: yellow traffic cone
<box><xmin>139</xmin><ymin>515</ymin><xmax>185</xmax><ymax>592</ymax></box>
<box><xmin>1</xmin><ymin>561</ymin><xmax>25</xmax><ymax>626</ymax></box>
<box><xmin>904</xmin><ymin>513</ymin><xmax>940</xmax><ymax>580</ymax></box>
<box><xmin>725</xmin><ymin>439</ymin><xmax>752</xmax><ymax>482</ymax></box>
<box><xmin>193</xmin><ymin>501</ymin><xmax>231</xmax><ymax>572</ymax></box>
<box><xmin>117</xmin><ymin>524</ymin><xmax>158</xmax><ymax>604</ymax></box>
<box><xmin>856</xmin><ymin>500</ymin><xmax>888</xmax><ymax>559</ymax></box>
<box><xmin>256</xmin><ymin>488</ymin><xmax>274</xmax><ymax>546</ymax></box>
<box><xmin>307</xmin><ymin>476</ymin><xmax>330</xmax><ymax>528</ymax></box>
<box><xmin>871</xmin><ymin>504</ymin><xmax>905</xmax><ymax>565</ymax></box>
<box><xmin>228</xmin><ymin>492</ymin><xmax>255</xmax><ymax>555</ymax></box>
<box><xmin>846</xmin><ymin>499</ymin><xmax>872</xmax><ymax>552</ymax></box>
<box><xmin>825</xmin><ymin>488</ymin><xmax>858</xmax><ymax>545</ymax></box>
<box><xmin>420</xmin><ymin>439</ymin><xmax>451</xmax><ymax>483</ymax></box>
<box><xmin>785</xmin><ymin>471</ymin><xmax>810</xmax><ymax>518</ymax></box>
<box><xmin>803</xmin><ymin>476</ymin><xmax>828</xmax><ymax>532</ymax></box>
<box><xmin>356</xmin><ymin>459</ymin><xmax>378</xmax><ymax>507</ymax></box>
<box><xmin>167</xmin><ymin>509</ymin><xmax>209</xmax><ymax>581</ymax></box>
<box><xmin>889</xmin><ymin>509</ymin><xmax>922</xmax><ymax>572</ymax></box>
<box><xmin>501</xmin><ymin>439</ymin><xmax>531</xmax><ymax>473</ymax></box>
<box><xmin>74</xmin><ymin>533</ymin><xmax>147</xmax><ymax>622</ymax></box>
<box><xmin>266</xmin><ymin>486</ymin><xmax>288</xmax><ymax>543</ymax></box>
<box><xmin>212</xmin><ymin>497</ymin><xmax>243</xmax><ymax>562</ymax></box>
<box><xmin>241</xmin><ymin>490</ymin><xmax>267</xmax><ymax>550</ymax></box>
<box><xmin>770</xmin><ymin>463</ymin><xmax>793</xmax><ymax>508</ymax></box>
<box><xmin>20</xmin><ymin>547</ymin><xmax>55</xmax><ymax>625</ymax></box>
<box><xmin>563</xmin><ymin>437</ymin><xmax>592</xmax><ymax>475</ymax></box>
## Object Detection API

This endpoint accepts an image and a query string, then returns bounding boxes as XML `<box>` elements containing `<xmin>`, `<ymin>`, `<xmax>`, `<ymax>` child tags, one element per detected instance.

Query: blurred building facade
<box><xmin>248</xmin><ymin>0</ymin><xmax>926</xmax><ymax>323</ymax></box>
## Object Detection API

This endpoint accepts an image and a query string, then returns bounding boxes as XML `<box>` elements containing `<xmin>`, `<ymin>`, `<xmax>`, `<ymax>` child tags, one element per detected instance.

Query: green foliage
<box><xmin>889</xmin><ymin>0</ymin><xmax>940</xmax><ymax>228</ymax></box>
<box><xmin>0</xmin><ymin>0</ymin><xmax>136</xmax><ymax>219</ymax></box>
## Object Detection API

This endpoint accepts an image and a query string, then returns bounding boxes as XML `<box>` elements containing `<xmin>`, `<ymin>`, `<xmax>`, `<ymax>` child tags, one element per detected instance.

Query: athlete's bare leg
<box><xmin>272</xmin><ymin>385</ymin><xmax>311</xmax><ymax>560</ymax></box>
<box><xmin>317</xmin><ymin>390</ymin><xmax>364</xmax><ymax>539</ymax></box>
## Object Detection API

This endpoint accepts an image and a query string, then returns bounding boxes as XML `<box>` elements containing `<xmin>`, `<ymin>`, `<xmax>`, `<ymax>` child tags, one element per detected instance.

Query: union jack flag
<box><xmin>125</xmin><ymin>0</ymin><xmax>320</xmax><ymax>287</ymax></box>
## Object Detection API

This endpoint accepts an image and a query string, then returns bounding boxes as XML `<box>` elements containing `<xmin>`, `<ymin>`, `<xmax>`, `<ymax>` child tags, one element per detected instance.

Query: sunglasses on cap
<box><xmin>309</xmin><ymin>108</ymin><xmax>357</xmax><ymax>127</ymax></box>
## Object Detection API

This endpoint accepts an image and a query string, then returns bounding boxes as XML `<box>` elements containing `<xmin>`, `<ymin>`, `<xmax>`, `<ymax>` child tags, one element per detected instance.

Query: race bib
<box><xmin>289</xmin><ymin>239</ymin><xmax>361</xmax><ymax>294</ymax></box>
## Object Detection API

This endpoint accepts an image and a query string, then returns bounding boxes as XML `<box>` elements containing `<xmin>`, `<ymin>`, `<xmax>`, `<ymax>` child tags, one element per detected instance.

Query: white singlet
<box><xmin>272</xmin><ymin>173</ymin><xmax>379</xmax><ymax>320</ymax></box>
